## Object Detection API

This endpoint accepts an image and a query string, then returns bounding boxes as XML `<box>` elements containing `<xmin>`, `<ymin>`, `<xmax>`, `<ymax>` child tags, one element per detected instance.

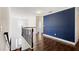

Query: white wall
<box><xmin>9</xmin><ymin>8</ymin><xmax>36</xmax><ymax>50</ymax></box>
<box><xmin>75</xmin><ymin>8</ymin><xmax>78</xmax><ymax>44</ymax></box>
<box><xmin>77</xmin><ymin>7</ymin><xmax>79</xmax><ymax>42</ymax></box>
<box><xmin>0</xmin><ymin>7</ymin><xmax>36</xmax><ymax>50</ymax></box>
<box><xmin>0</xmin><ymin>7</ymin><xmax>9</xmax><ymax>51</ymax></box>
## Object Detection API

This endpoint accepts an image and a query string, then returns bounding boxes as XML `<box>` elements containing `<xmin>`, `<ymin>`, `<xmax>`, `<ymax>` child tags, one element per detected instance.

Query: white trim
<box><xmin>75</xmin><ymin>7</ymin><xmax>78</xmax><ymax>44</ymax></box>
<box><xmin>43</xmin><ymin>34</ymin><xmax>75</xmax><ymax>45</ymax></box>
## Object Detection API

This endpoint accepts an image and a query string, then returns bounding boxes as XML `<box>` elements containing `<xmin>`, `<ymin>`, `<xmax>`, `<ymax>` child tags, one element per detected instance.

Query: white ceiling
<box><xmin>10</xmin><ymin>7</ymin><xmax>73</xmax><ymax>16</ymax></box>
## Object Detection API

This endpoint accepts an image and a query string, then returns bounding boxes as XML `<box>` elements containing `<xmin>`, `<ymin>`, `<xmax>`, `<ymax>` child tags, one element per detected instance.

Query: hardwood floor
<box><xmin>26</xmin><ymin>34</ymin><xmax>79</xmax><ymax>51</ymax></box>
<box><xmin>75</xmin><ymin>42</ymin><xmax>79</xmax><ymax>51</ymax></box>
<box><xmin>34</xmin><ymin>36</ymin><xmax>74</xmax><ymax>51</ymax></box>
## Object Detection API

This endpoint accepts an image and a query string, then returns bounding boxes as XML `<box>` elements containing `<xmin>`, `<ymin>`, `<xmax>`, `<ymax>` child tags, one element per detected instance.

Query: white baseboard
<box><xmin>43</xmin><ymin>34</ymin><xmax>75</xmax><ymax>46</ymax></box>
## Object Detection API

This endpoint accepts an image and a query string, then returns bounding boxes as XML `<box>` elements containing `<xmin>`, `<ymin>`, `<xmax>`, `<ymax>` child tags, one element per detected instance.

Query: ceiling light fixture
<box><xmin>36</xmin><ymin>11</ymin><xmax>42</xmax><ymax>14</ymax></box>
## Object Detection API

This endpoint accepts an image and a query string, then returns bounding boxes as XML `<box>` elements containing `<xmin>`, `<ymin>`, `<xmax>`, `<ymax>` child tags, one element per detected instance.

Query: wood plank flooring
<box><xmin>26</xmin><ymin>34</ymin><xmax>79</xmax><ymax>51</ymax></box>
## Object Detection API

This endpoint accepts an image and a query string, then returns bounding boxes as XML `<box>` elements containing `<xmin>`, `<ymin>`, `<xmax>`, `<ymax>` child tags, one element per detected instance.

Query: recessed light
<box><xmin>36</xmin><ymin>11</ymin><xmax>42</xmax><ymax>14</ymax></box>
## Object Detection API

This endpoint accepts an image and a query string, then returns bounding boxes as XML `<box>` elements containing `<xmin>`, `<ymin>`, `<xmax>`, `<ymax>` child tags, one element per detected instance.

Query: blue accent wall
<box><xmin>43</xmin><ymin>8</ymin><xmax>75</xmax><ymax>42</ymax></box>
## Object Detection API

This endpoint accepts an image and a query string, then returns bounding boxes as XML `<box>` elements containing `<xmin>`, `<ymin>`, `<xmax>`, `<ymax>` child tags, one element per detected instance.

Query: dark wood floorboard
<box><xmin>26</xmin><ymin>34</ymin><xmax>79</xmax><ymax>51</ymax></box>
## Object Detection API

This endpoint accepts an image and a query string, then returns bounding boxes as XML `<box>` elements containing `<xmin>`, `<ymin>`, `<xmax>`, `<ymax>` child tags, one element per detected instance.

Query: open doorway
<box><xmin>36</xmin><ymin>16</ymin><xmax>43</xmax><ymax>43</ymax></box>
<box><xmin>36</xmin><ymin>16</ymin><xmax>43</xmax><ymax>35</ymax></box>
